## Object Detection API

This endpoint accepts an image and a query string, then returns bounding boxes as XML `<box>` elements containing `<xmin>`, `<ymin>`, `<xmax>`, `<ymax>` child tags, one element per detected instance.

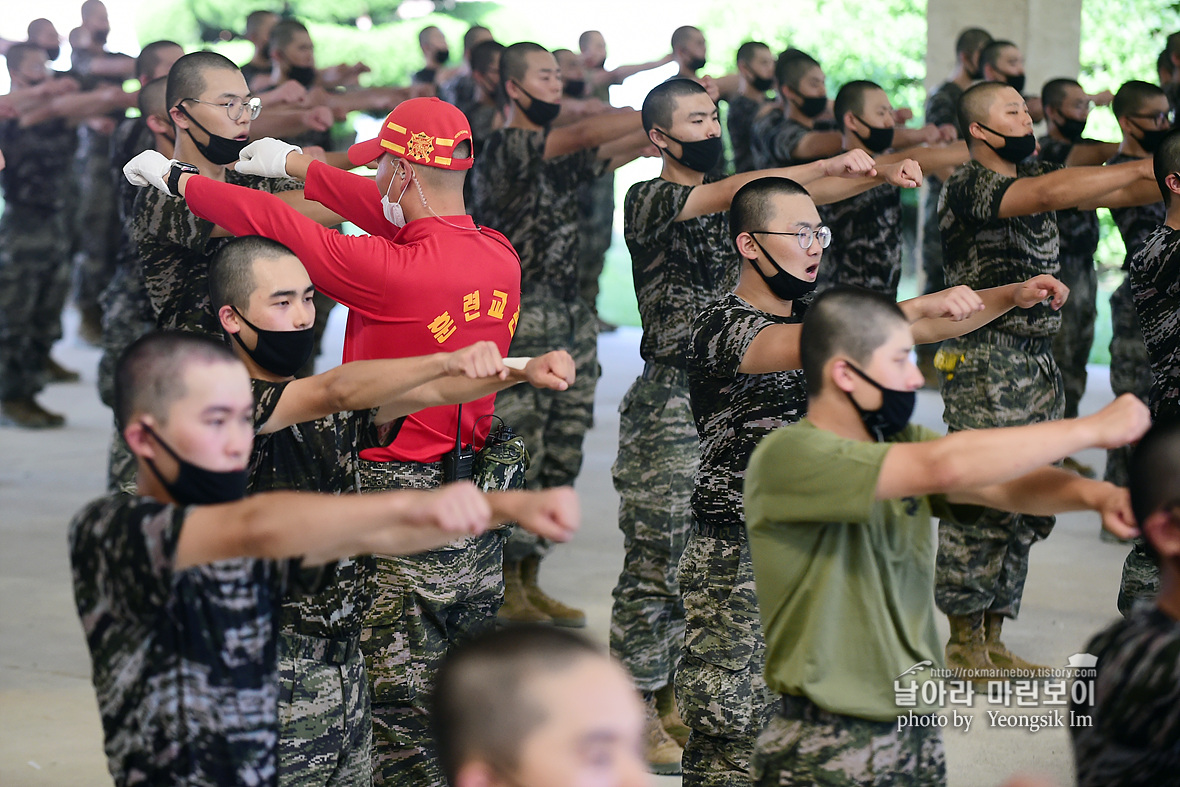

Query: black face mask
<box><xmin>977</xmin><ymin>123</ymin><xmax>1036</xmax><ymax>163</ymax></box>
<box><xmin>230</xmin><ymin>306</ymin><xmax>315</xmax><ymax>378</ymax></box>
<box><xmin>434</xmin><ymin>49</ymin><xmax>450</xmax><ymax>65</ymax></box>
<box><xmin>563</xmin><ymin>79</ymin><xmax>586</xmax><ymax>98</ymax></box>
<box><xmin>141</xmin><ymin>424</ymin><xmax>249</xmax><ymax>505</ymax></box>
<box><xmin>512</xmin><ymin>82</ymin><xmax>561</xmax><ymax>127</ymax></box>
<box><xmin>750</xmin><ymin>237</ymin><xmax>817</xmax><ymax>301</ymax></box>
<box><xmin>93</xmin><ymin>28</ymin><xmax>109</xmax><ymax>46</ymax></box>
<box><xmin>287</xmin><ymin>64</ymin><xmax>316</xmax><ymax>88</ymax></box>
<box><xmin>655</xmin><ymin>128</ymin><xmax>723</xmax><ymax>173</ymax></box>
<box><xmin>46</xmin><ymin>45</ymin><xmax>60</xmax><ymax>62</ymax></box>
<box><xmin>177</xmin><ymin>104</ymin><xmax>249</xmax><ymax>166</ymax></box>
<box><xmin>853</xmin><ymin>116</ymin><xmax>895</xmax><ymax>153</ymax></box>
<box><xmin>751</xmin><ymin>75</ymin><xmax>775</xmax><ymax>92</ymax></box>
<box><xmin>1133</xmin><ymin>122</ymin><xmax>1170</xmax><ymax>154</ymax></box>
<box><xmin>1056</xmin><ymin>115</ymin><xmax>1087</xmax><ymax>142</ymax></box>
<box><xmin>998</xmin><ymin>71</ymin><xmax>1026</xmax><ymax>94</ymax></box>
<box><xmin>794</xmin><ymin>93</ymin><xmax>828</xmax><ymax>118</ymax></box>
<box><xmin>687</xmin><ymin>56</ymin><xmax>707</xmax><ymax>72</ymax></box>
<box><xmin>844</xmin><ymin>363</ymin><xmax>916</xmax><ymax>441</ymax></box>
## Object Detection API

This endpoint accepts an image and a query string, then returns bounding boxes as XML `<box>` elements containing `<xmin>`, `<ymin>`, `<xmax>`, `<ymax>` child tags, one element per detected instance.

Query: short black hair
<box><xmin>115</xmin><ymin>331</ymin><xmax>238</xmax><ymax>429</ymax></box>
<box><xmin>244</xmin><ymin>10</ymin><xmax>276</xmax><ymax>39</ymax></box>
<box><xmin>499</xmin><ymin>41</ymin><xmax>548</xmax><ymax>103</ymax></box>
<box><xmin>463</xmin><ymin>25</ymin><xmax>490</xmax><ymax>53</ymax></box>
<box><xmin>955</xmin><ymin>27</ymin><xmax>993</xmax><ymax>57</ymax></box>
<box><xmin>776</xmin><ymin>50</ymin><xmax>819</xmax><ymax>92</ymax></box>
<box><xmin>418</xmin><ymin>24</ymin><xmax>441</xmax><ymax>48</ymax></box>
<box><xmin>979</xmin><ymin>40</ymin><xmax>1017</xmax><ymax>75</ymax></box>
<box><xmin>26</xmin><ymin>18</ymin><xmax>54</xmax><ymax>39</ymax></box>
<box><xmin>1160</xmin><ymin>48</ymin><xmax>1174</xmax><ymax>82</ymax></box>
<box><xmin>1168</xmin><ymin>30</ymin><xmax>1180</xmax><ymax>59</ymax></box>
<box><xmin>136</xmin><ymin>39</ymin><xmax>181</xmax><ymax>83</ymax></box>
<box><xmin>268</xmin><ymin>18</ymin><xmax>309</xmax><ymax>57</ymax></box>
<box><xmin>833</xmin><ymin>80</ymin><xmax>882</xmax><ymax>131</ymax></box>
<box><xmin>578</xmin><ymin>30</ymin><xmax>601</xmax><ymax>51</ymax></box>
<box><xmin>800</xmin><ymin>286</ymin><xmax>908</xmax><ymax>397</ymax></box>
<box><xmin>1152</xmin><ymin>128</ymin><xmax>1180</xmax><ymax>205</ymax></box>
<box><xmin>729</xmin><ymin>176</ymin><xmax>811</xmax><ymax>242</ymax></box>
<box><xmin>1041</xmin><ymin>77</ymin><xmax>1080</xmax><ymax>111</ymax></box>
<box><xmin>5</xmin><ymin>42</ymin><xmax>47</xmax><ymax>74</ymax></box>
<box><xmin>1112</xmin><ymin>79</ymin><xmax>1166</xmax><ymax>120</ymax></box>
<box><xmin>1128</xmin><ymin>421</ymin><xmax>1180</xmax><ymax>563</ymax></box>
<box><xmin>640</xmin><ymin>77</ymin><xmax>708</xmax><ymax>133</ymax></box>
<box><xmin>433</xmin><ymin>626</ymin><xmax>602</xmax><ymax>785</ymax></box>
<box><xmin>471</xmin><ymin>39</ymin><xmax>503</xmax><ymax>77</ymax></box>
<box><xmin>137</xmin><ymin>75</ymin><xmax>168</xmax><ymax>119</ymax></box>
<box><xmin>166</xmin><ymin>50</ymin><xmax>240</xmax><ymax>115</ymax></box>
<box><xmin>671</xmin><ymin>25</ymin><xmax>700</xmax><ymax>50</ymax></box>
<box><xmin>957</xmin><ymin>81</ymin><xmax>1011</xmax><ymax>145</ymax></box>
<box><xmin>736</xmin><ymin>40</ymin><xmax>770</xmax><ymax>66</ymax></box>
<box><xmin>209</xmin><ymin>236</ymin><xmax>296</xmax><ymax>314</ymax></box>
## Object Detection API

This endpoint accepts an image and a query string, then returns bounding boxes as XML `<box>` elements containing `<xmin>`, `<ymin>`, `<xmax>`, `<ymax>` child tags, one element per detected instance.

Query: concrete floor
<box><xmin>1</xmin><ymin>307</ymin><xmax>1132</xmax><ymax>787</ymax></box>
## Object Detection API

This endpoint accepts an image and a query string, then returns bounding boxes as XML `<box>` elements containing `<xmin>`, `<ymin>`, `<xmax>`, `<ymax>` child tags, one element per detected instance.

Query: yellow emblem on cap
<box><xmin>406</xmin><ymin>130</ymin><xmax>435</xmax><ymax>162</ymax></box>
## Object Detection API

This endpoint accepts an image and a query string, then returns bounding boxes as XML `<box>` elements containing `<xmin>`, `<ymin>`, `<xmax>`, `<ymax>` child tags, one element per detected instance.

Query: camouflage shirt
<box><xmin>1108</xmin><ymin>152</ymin><xmax>1166</xmax><ymax>270</ymax></box>
<box><xmin>924</xmin><ymin>81</ymin><xmax>963</xmax><ymax>134</ymax></box>
<box><xmin>1071</xmin><ymin>606</ymin><xmax>1180</xmax><ymax>787</ymax></box>
<box><xmin>727</xmin><ymin>93</ymin><xmax>766</xmax><ymax>174</ymax></box>
<box><xmin>132</xmin><ymin>171</ymin><xmax>302</xmax><ymax>336</ymax></box>
<box><xmin>0</xmin><ymin>115</ymin><xmax>75</xmax><ymax>209</ymax></box>
<box><xmin>69</xmin><ymin>494</ymin><xmax>281</xmax><ymax>786</ymax></box>
<box><xmin>688</xmin><ymin>292</ymin><xmax>809</xmax><ymax>531</ymax></box>
<box><xmin>472</xmin><ymin>127</ymin><xmax>606</xmax><ymax>301</ymax></box>
<box><xmin>938</xmin><ymin>158</ymin><xmax>1062</xmax><ymax>337</ymax></box>
<box><xmin>750</xmin><ymin>108</ymin><xmax>811</xmax><ymax>169</ymax></box>
<box><xmin>624</xmin><ymin>178</ymin><xmax>738</xmax><ymax>368</ymax></box>
<box><xmin>249</xmin><ymin>378</ymin><xmax>399</xmax><ymax>638</ymax></box>
<box><xmin>816</xmin><ymin>182</ymin><xmax>902</xmax><ymax>297</ymax></box>
<box><xmin>1036</xmin><ymin>136</ymin><xmax>1101</xmax><ymax>261</ymax></box>
<box><xmin>1129</xmin><ymin>224</ymin><xmax>1180</xmax><ymax>422</ymax></box>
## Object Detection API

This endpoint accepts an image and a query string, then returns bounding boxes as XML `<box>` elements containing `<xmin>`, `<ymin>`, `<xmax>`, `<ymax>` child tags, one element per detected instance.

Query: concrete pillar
<box><xmin>926</xmin><ymin>0</ymin><xmax>1083</xmax><ymax>98</ymax></box>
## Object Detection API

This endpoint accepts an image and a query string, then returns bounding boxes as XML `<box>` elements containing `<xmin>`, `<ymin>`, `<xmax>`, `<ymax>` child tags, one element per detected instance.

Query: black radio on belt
<box><xmin>442</xmin><ymin>404</ymin><xmax>475</xmax><ymax>482</ymax></box>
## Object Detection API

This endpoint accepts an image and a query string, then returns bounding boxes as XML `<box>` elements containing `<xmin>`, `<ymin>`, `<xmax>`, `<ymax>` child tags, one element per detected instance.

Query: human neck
<box><xmin>1165</xmin><ymin>202</ymin><xmax>1180</xmax><ymax>231</ymax></box>
<box><xmin>972</xmin><ymin>146</ymin><xmax>1017</xmax><ymax>178</ymax></box>
<box><xmin>805</xmin><ymin>392</ymin><xmax>874</xmax><ymax>442</ymax></box>
<box><xmin>733</xmin><ymin>267</ymin><xmax>795</xmax><ymax>317</ymax></box>
<box><xmin>785</xmin><ymin>100</ymin><xmax>815</xmax><ymax>128</ymax></box>
<box><xmin>950</xmin><ymin>65</ymin><xmax>974</xmax><ymax>90</ymax></box>
<box><xmin>1118</xmin><ymin>137</ymin><xmax>1148</xmax><ymax>158</ymax></box>
<box><xmin>658</xmin><ymin>154</ymin><xmax>705</xmax><ymax>187</ymax></box>
<box><xmin>505</xmin><ymin>102</ymin><xmax>545</xmax><ymax>132</ymax></box>
<box><xmin>1155</xmin><ymin>570</ymin><xmax>1180</xmax><ymax>621</ymax></box>
<box><xmin>1046</xmin><ymin>124</ymin><xmax>1069</xmax><ymax>143</ymax></box>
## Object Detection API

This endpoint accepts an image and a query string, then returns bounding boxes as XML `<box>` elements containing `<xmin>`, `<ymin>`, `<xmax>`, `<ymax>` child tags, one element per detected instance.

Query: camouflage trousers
<box><xmin>609</xmin><ymin>368</ymin><xmax>697</xmax><ymax>691</ymax></box>
<box><xmin>1052</xmin><ymin>253</ymin><xmax>1098</xmax><ymax>419</ymax></box>
<box><xmin>577</xmin><ymin>170</ymin><xmax>616</xmax><ymax>315</ymax></box>
<box><xmin>1117</xmin><ymin>540</ymin><xmax>1160</xmax><ymax>616</ymax></box>
<box><xmin>676</xmin><ymin>530</ymin><xmax>775</xmax><ymax>787</ymax></box>
<box><xmin>358</xmin><ymin>459</ymin><xmax>504</xmax><ymax>787</ymax></box>
<box><xmin>935</xmin><ymin>335</ymin><xmax>1064</xmax><ymax>618</ymax></box>
<box><xmin>0</xmin><ymin>203</ymin><xmax>71</xmax><ymax>400</ymax></box>
<box><xmin>97</xmin><ymin>261</ymin><xmax>156</xmax><ymax>409</ymax></box>
<box><xmin>277</xmin><ymin>631</ymin><xmax>372</xmax><ymax>787</ymax></box>
<box><xmin>1105</xmin><ymin>279</ymin><xmax>1152</xmax><ymax>488</ymax></box>
<box><xmin>916</xmin><ymin>177</ymin><xmax>945</xmax><ymax>365</ymax></box>
<box><xmin>751</xmin><ymin>700</ymin><xmax>946</xmax><ymax>787</ymax></box>
<box><xmin>498</xmin><ymin>292</ymin><xmax>599</xmax><ymax>562</ymax></box>
<box><xmin>71</xmin><ymin>127</ymin><xmax>120</xmax><ymax>316</ymax></box>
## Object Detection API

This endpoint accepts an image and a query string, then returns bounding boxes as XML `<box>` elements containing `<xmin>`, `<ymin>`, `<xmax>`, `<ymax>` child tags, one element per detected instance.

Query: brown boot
<box><xmin>78</xmin><ymin>305</ymin><xmax>104</xmax><ymax>347</ymax></box>
<box><xmin>497</xmin><ymin>558</ymin><xmax>551</xmax><ymax>625</ymax></box>
<box><xmin>985</xmin><ymin>613</ymin><xmax>1050</xmax><ymax>677</ymax></box>
<box><xmin>654</xmin><ymin>683</ymin><xmax>690</xmax><ymax>748</ymax></box>
<box><xmin>642</xmin><ymin>691</ymin><xmax>683</xmax><ymax>775</ymax></box>
<box><xmin>520</xmin><ymin>555</ymin><xmax>586</xmax><ymax>627</ymax></box>
<box><xmin>945</xmin><ymin>612</ymin><xmax>997</xmax><ymax>686</ymax></box>
<box><xmin>1</xmin><ymin>398</ymin><xmax>65</xmax><ymax>429</ymax></box>
<box><xmin>46</xmin><ymin>357</ymin><xmax>80</xmax><ymax>384</ymax></box>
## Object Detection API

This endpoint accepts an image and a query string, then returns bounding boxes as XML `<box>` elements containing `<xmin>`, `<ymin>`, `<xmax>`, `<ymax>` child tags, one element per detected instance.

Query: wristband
<box><xmin>168</xmin><ymin>161</ymin><xmax>200</xmax><ymax>197</ymax></box>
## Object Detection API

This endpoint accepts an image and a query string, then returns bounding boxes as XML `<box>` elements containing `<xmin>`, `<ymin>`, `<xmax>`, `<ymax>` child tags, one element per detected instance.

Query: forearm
<box><xmin>250</xmin><ymin>107</ymin><xmax>322</xmax><ymax>140</ymax></box>
<box><xmin>22</xmin><ymin>89</ymin><xmax>131</xmax><ymax>126</ymax></box>
<box><xmin>547</xmin><ymin>109</ymin><xmax>641</xmax><ymax>157</ymax></box>
<box><xmin>907</xmin><ymin>283</ymin><xmax>1018</xmax><ymax>344</ymax></box>
<box><xmin>322</xmin><ymin>354</ymin><xmax>453</xmax><ymax>413</ymax></box>
<box><xmin>1038</xmin><ymin>162</ymin><xmax>1146</xmax><ymax>212</ymax></box>
<box><xmin>955</xmin><ymin>468</ymin><xmax>1115</xmax><ymax>516</ymax></box>
<box><xmin>601</xmin><ymin>129</ymin><xmax>650</xmax><ymax>170</ymax></box>
<box><xmin>607</xmin><ymin>54</ymin><xmax>673</xmax><ymax>84</ymax></box>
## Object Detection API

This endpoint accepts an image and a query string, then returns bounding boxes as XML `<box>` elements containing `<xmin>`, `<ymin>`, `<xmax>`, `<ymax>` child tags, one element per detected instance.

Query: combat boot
<box><xmin>1</xmin><ymin>398</ymin><xmax>65</xmax><ymax>429</ymax></box>
<box><xmin>642</xmin><ymin>691</ymin><xmax>683</xmax><ymax>775</ymax></box>
<box><xmin>985</xmin><ymin>613</ymin><xmax>1050</xmax><ymax>677</ymax></box>
<box><xmin>46</xmin><ymin>357</ymin><xmax>80</xmax><ymax>384</ymax></box>
<box><xmin>654</xmin><ymin>682</ymin><xmax>690</xmax><ymax>747</ymax></box>
<box><xmin>945</xmin><ymin>612</ymin><xmax>996</xmax><ymax>686</ymax></box>
<box><xmin>520</xmin><ymin>555</ymin><xmax>586</xmax><ymax>627</ymax></box>
<box><xmin>496</xmin><ymin>558</ymin><xmax>551</xmax><ymax>625</ymax></box>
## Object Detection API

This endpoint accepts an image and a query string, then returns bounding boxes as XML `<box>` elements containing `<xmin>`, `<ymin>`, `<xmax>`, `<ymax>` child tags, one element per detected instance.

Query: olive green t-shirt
<box><xmin>745</xmin><ymin>418</ymin><xmax>979</xmax><ymax>722</ymax></box>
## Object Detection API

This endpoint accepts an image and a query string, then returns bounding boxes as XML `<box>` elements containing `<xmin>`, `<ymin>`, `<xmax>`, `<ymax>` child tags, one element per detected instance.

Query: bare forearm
<box><xmin>926</xmin><ymin>420</ymin><xmax>1099</xmax><ymax>494</ymax></box>
<box><xmin>956</xmin><ymin>468</ymin><xmax>1114</xmax><ymax>516</ymax></box>
<box><xmin>322</xmin><ymin>354</ymin><xmax>453</xmax><ymax>413</ymax></box>
<box><xmin>908</xmin><ymin>283</ymin><xmax>1018</xmax><ymax>344</ymax></box>
<box><xmin>547</xmin><ymin>109</ymin><xmax>641</xmax><ymax>157</ymax></box>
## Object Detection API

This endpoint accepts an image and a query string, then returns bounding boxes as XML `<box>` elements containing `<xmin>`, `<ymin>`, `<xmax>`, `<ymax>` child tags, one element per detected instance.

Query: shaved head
<box><xmin>801</xmin><ymin>287</ymin><xmax>909</xmax><ymax>397</ymax></box>
<box><xmin>957</xmin><ymin>81</ymin><xmax>1013</xmax><ymax>145</ymax></box>
<box><xmin>115</xmin><ymin>332</ymin><xmax>237</xmax><ymax>429</ymax></box>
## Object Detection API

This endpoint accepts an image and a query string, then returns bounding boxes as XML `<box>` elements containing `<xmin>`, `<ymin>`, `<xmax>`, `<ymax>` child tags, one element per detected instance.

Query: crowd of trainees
<box><xmin>4</xmin><ymin>7</ymin><xmax>1180</xmax><ymax>787</ymax></box>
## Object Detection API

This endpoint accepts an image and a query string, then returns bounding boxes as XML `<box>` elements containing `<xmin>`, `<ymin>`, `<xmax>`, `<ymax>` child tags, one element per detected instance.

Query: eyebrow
<box><xmin>269</xmin><ymin>284</ymin><xmax>315</xmax><ymax>299</ymax></box>
<box><xmin>686</xmin><ymin>110</ymin><xmax>717</xmax><ymax>120</ymax></box>
<box><xmin>201</xmin><ymin>404</ymin><xmax>245</xmax><ymax>418</ymax></box>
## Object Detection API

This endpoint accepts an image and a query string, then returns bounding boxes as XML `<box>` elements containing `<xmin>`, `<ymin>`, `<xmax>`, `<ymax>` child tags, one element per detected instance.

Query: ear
<box><xmin>169</xmin><ymin>103</ymin><xmax>190</xmax><ymax>130</ymax></box>
<box><xmin>145</xmin><ymin>113</ymin><xmax>171</xmax><ymax>137</ymax></box>
<box><xmin>219</xmin><ymin>304</ymin><xmax>242</xmax><ymax>336</ymax></box>
<box><xmin>123</xmin><ymin>417</ymin><xmax>157</xmax><ymax>461</ymax></box>
<box><xmin>828</xmin><ymin>357</ymin><xmax>857</xmax><ymax>394</ymax></box>
<box><xmin>1144</xmin><ymin>509</ymin><xmax>1180</xmax><ymax>559</ymax></box>
<box><xmin>735</xmin><ymin>231</ymin><xmax>760</xmax><ymax>261</ymax></box>
<box><xmin>454</xmin><ymin>761</ymin><xmax>499</xmax><ymax>787</ymax></box>
<box><xmin>647</xmin><ymin>126</ymin><xmax>668</xmax><ymax>149</ymax></box>
<box><xmin>1166</xmin><ymin>172</ymin><xmax>1180</xmax><ymax>197</ymax></box>
<box><xmin>967</xmin><ymin>121</ymin><xmax>987</xmax><ymax>144</ymax></box>
<box><xmin>503</xmin><ymin>78</ymin><xmax>523</xmax><ymax>103</ymax></box>
<box><xmin>842</xmin><ymin>110</ymin><xmax>858</xmax><ymax>133</ymax></box>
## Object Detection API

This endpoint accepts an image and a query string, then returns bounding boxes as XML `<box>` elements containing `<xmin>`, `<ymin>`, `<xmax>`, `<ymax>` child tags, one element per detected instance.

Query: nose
<box><xmin>295</xmin><ymin>298</ymin><xmax>316</xmax><ymax>330</ymax></box>
<box><xmin>904</xmin><ymin>359</ymin><xmax>925</xmax><ymax>391</ymax></box>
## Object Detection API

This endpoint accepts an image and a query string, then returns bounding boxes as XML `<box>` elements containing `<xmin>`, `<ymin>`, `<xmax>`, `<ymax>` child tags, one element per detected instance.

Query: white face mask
<box><xmin>381</xmin><ymin>162</ymin><xmax>411</xmax><ymax>227</ymax></box>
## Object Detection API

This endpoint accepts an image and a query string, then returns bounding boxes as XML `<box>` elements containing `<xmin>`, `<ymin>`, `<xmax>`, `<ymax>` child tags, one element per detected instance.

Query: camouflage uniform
<box><xmin>751</xmin><ymin>700</ymin><xmax>946</xmax><ymax>787</ymax></box>
<box><xmin>577</xmin><ymin>170</ymin><xmax>615</xmax><ymax>315</ymax></box>
<box><xmin>1037</xmin><ymin>136</ymin><xmax>1102</xmax><ymax>418</ymax></box>
<box><xmin>1071</xmin><ymin>605</ymin><xmax>1180</xmax><ymax>786</ymax></box>
<box><xmin>816</xmin><ymin>182</ymin><xmax>903</xmax><ymax>298</ymax></box>
<box><xmin>472</xmin><ymin>126</ymin><xmax>607</xmax><ymax>559</ymax></box>
<box><xmin>132</xmin><ymin>170</ymin><xmax>303</xmax><ymax>336</ymax></box>
<box><xmin>0</xmin><ymin>115</ymin><xmax>75</xmax><ymax>402</ymax></box>
<box><xmin>69</xmin><ymin>494</ymin><xmax>285</xmax><ymax>785</ymax></box>
<box><xmin>611</xmin><ymin>177</ymin><xmax>737</xmax><ymax>692</ymax></box>
<box><xmin>250</xmin><ymin>379</ymin><xmax>400</xmax><ymax>786</ymax></box>
<box><xmin>935</xmin><ymin>158</ymin><xmax>1065</xmax><ymax>619</ymax></box>
<box><xmin>1104</xmin><ymin>153</ymin><xmax>1162</xmax><ymax>488</ymax></box>
<box><xmin>72</xmin><ymin>123</ymin><xmax>122</xmax><ymax>320</ymax></box>
<box><xmin>750</xmin><ymin>109</ymin><xmax>812</xmax><ymax>169</ymax></box>
<box><xmin>680</xmin><ymin>293</ymin><xmax>809</xmax><ymax>786</ymax></box>
<box><xmin>358</xmin><ymin>459</ymin><xmax>505</xmax><ymax>787</ymax></box>
<box><xmin>727</xmin><ymin>94</ymin><xmax>767</xmax><ymax>175</ymax></box>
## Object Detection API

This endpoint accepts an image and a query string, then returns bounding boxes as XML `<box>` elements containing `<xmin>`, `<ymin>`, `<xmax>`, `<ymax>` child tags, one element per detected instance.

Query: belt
<box><xmin>640</xmin><ymin>362</ymin><xmax>690</xmax><ymax>387</ymax></box>
<box><xmin>287</xmin><ymin>632</ymin><xmax>360</xmax><ymax>665</ymax></box>
<box><xmin>963</xmin><ymin>328</ymin><xmax>1053</xmax><ymax>355</ymax></box>
<box><xmin>692</xmin><ymin>521</ymin><xmax>746</xmax><ymax>542</ymax></box>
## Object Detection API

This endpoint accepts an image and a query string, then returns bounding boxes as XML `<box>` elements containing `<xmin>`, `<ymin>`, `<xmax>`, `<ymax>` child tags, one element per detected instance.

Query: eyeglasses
<box><xmin>1129</xmin><ymin>110</ymin><xmax>1175</xmax><ymax>127</ymax></box>
<box><xmin>181</xmin><ymin>95</ymin><xmax>263</xmax><ymax>121</ymax></box>
<box><xmin>752</xmin><ymin>226</ymin><xmax>832</xmax><ymax>250</ymax></box>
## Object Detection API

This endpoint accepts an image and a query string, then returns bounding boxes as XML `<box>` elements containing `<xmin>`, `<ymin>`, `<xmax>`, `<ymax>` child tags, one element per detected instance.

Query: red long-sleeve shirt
<box><xmin>185</xmin><ymin>171</ymin><xmax>522</xmax><ymax>462</ymax></box>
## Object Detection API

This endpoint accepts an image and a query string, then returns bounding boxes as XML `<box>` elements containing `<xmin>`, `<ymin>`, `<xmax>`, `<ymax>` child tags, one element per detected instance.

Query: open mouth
<box><xmin>235</xmin><ymin>133</ymin><xmax>250</xmax><ymax>141</ymax></box>
<box><xmin>805</xmin><ymin>263</ymin><xmax>819</xmax><ymax>278</ymax></box>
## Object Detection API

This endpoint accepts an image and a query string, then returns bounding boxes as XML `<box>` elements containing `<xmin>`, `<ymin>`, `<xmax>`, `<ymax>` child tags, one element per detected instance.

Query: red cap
<box><xmin>347</xmin><ymin>97</ymin><xmax>474</xmax><ymax>170</ymax></box>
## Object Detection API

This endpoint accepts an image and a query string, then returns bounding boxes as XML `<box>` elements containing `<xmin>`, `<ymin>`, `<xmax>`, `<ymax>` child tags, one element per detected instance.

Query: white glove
<box><xmin>123</xmin><ymin>150</ymin><xmax>173</xmax><ymax>193</ymax></box>
<box><xmin>237</xmin><ymin>138</ymin><xmax>301</xmax><ymax>178</ymax></box>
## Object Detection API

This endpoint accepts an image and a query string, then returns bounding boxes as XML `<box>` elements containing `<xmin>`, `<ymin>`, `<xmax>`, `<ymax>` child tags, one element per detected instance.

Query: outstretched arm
<box><xmin>904</xmin><ymin>275</ymin><xmax>1069</xmax><ymax>345</ymax></box>
<box><xmin>999</xmin><ymin>156</ymin><xmax>1153</xmax><ymax>216</ymax></box>
<box><xmin>544</xmin><ymin>108</ymin><xmax>642</xmax><ymax>159</ymax></box>
<box><xmin>592</xmin><ymin>52</ymin><xmax>675</xmax><ymax>87</ymax></box>
<box><xmin>957</xmin><ymin>469</ymin><xmax>1136</xmax><ymax>539</ymax></box>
